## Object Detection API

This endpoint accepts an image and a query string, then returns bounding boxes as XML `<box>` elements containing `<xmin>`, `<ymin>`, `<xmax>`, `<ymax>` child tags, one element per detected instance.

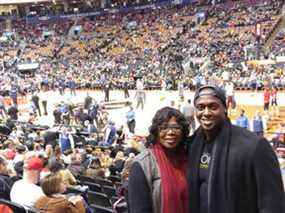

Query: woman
<box><xmin>34</xmin><ymin>173</ymin><xmax>86</xmax><ymax>213</ymax></box>
<box><xmin>49</xmin><ymin>160</ymin><xmax>77</xmax><ymax>187</ymax></box>
<box><xmin>128</xmin><ymin>107</ymin><xmax>189</xmax><ymax>213</ymax></box>
<box><xmin>109</xmin><ymin>151</ymin><xmax>125</xmax><ymax>175</ymax></box>
<box><xmin>83</xmin><ymin>158</ymin><xmax>105</xmax><ymax>178</ymax></box>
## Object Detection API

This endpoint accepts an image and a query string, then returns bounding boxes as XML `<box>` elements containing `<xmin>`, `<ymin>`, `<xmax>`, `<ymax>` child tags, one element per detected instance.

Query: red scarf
<box><xmin>151</xmin><ymin>143</ymin><xmax>189</xmax><ymax>213</ymax></box>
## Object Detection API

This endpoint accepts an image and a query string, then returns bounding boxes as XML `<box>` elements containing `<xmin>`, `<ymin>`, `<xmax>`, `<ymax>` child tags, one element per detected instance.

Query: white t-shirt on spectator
<box><xmin>10</xmin><ymin>179</ymin><xmax>44</xmax><ymax>208</ymax></box>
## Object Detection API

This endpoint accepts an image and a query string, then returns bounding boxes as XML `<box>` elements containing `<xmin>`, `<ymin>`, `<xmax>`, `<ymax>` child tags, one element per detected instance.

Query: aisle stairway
<box><xmin>263</xmin><ymin>16</ymin><xmax>285</xmax><ymax>53</ymax></box>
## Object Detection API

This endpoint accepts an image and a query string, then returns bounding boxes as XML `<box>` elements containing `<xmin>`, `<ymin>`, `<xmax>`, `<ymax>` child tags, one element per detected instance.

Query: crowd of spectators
<box><xmin>0</xmin><ymin>0</ymin><xmax>284</xmax><ymax>96</ymax></box>
<box><xmin>271</xmin><ymin>29</ymin><xmax>285</xmax><ymax>57</ymax></box>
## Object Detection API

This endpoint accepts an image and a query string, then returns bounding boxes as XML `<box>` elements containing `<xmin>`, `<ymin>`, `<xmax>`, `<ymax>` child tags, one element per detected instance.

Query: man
<box><xmin>39</xmin><ymin>88</ymin><xmax>48</xmax><ymax>115</ymax></box>
<box><xmin>134</xmin><ymin>78</ymin><xmax>146</xmax><ymax>110</ymax></box>
<box><xmin>7</xmin><ymin>104</ymin><xmax>18</xmax><ymax>121</ymax></box>
<box><xmin>9</xmin><ymin>85</ymin><xmax>17</xmax><ymax>106</ymax></box>
<box><xmin>84</xmin><ymin>93</ymin><xmax>92</xmax><ymax>110</ymax></box>
<box><xmin>123</xmin><ymin>80</ymin><xmax>130</xmax><ymax>99</ymax></box>
<box><xmin>67</xmin><ymin>77</ymin><xmax>76</xmax><ymax>96</ymax></box>
<box><xmin>10</xmin><ymin>156</ymin><xmax>44</xmax><ymax>208</ymax></box>
<box><xmin>252</xmin><ymin>111</ymin><xmax>264</xmax><ymax>137</ymax></box>
<box><xmin>181</xmin><ymin>99</ymin><xmax>195</xmax><ymax>134</ymax></box>
<box><xmin>0</xmin><ymin>94</ymin><xmax>7</xmax><ymax>119</ymax></box>
<box><xmin>83</xmin><ymin>120</ymin><xmax>97</xmax><ymax>135</ymax></box>
<box><xmin>224</xmin><ymin>81</ymin><xmax>235</xmax><ymax>110</ymax></box>
<box><xmin>103</xmin><ymin>81</ymin><xmax>111</xmax><ymax>102</ymax></box>
<box><xmin>67</xmin><ymin>153</ymin><xmax>84</xmax><ymax>177</ymax></box>
<box><xmin>126</xmin><ymin>105</ymin><xmax>136</xmax><ymax>134</ymax></box>
<box><xmin>134</xmin><ymin>90</ymin><xmax>145</xmax><ymax>110</ymax></box>
<box><xmin>58</xmin><ymin>77</ymin><xmax>66</xmax><ymax>96</ymax></box>
<box><xmin>53</xmin><ymin>104</ymin><xmax>62</xmax><ymax>124</ymax></box>
<box><xmin>235</xmin><ymin>109</ymin><xmax>249</xmax><ymax>129</ymax></box>
<box><xmin>178</xmin><ymin>80</ymin><xmax>184</xmax><ymax>101</ymax></box>
<box><xmin>188</xmin><ymin>85</ymin><xmax>285</xmax><ymax>213</ymax></box>
<box><xmin>101</xmin><ymin>121</ymin><xmax>116</xmax><ymax>147</ymax></box>
<box><xmin>31</xmin><ymin>91</ymin><xmax>41</xmax><ymax>116</ymax></box>
<box><xmin>59</xmin><ymin>127</ymin><xmax>75</xmax><ymax>153</ymax></box>
<box><xmin>88</xmin><ymin>102</ymin><xmax>99</xmax><ymax>128</ymax></box>
<box><xmin>0</xmin><ymin>156</ymin><xmax>18</xmax><ymax>200</ymax></box>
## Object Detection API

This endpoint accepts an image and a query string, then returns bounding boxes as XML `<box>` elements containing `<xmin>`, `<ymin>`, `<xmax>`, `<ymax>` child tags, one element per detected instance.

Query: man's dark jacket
<box><xmin>188</xmin><ymin>120</ymin><xmax>285</xmax><ymax>213</ymax></box>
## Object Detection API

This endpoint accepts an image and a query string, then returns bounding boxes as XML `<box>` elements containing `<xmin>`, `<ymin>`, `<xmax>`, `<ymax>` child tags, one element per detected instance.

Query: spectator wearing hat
<box><xmin>10</xmin><ymin>156</ymin><xmax>45</xmax><ymax>208</ymax></box>
<box><xmin>188</xmin><ymin>85</ymin><xmax>285</xmax><ymax>213</ymax></box>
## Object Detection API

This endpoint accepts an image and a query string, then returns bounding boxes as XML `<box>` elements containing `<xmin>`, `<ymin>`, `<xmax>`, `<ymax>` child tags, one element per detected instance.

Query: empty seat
<box><xmin>87</xmin><ymin>191</ymin><xmax>112</xmax><ymax>207</ymax></box>
<box><xmin>78</xmin><ymin>175</ymin><xmax>96</xmax><ymax>183</ymax></box>
<box><xmin>114</xmin><ymin>181</ymin><xmax>122</xmax><ymax>189</ymax></box>
<box><xmin>84</xmin><ymin>182</ymin><xmax>102</xmax><ymax>193</ymax></box>
<box><xmin>110</xmin><ymin>196</ymin><xmax>119</xmax><ymax>204</ymax></box>
<box><xmin>95</xmin><ymin>177</ymin><xmax>114</xmax><ymax>187</ymax></box>
<box><xmin>90</xmin><ymin>204</ymin><xmax>113</xmax><ymax>213</ymax></box>
<box><xmin>65</xmin><ymin>185</ymin><xmax>88</xmax><ymax>195</ymax></box>
<box><xmin>108</xmin><ymin>175</ymin><xmax>121</xmax><ymax>183</ymax></box>
<box><xmin>102</xmin><ymin>185</ymin><xmax>117</xmax><ymax>198</ymax></box>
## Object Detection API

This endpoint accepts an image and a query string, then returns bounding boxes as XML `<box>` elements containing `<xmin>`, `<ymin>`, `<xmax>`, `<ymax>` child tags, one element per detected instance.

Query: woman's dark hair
<box><xmin>146</xmin><ymin>107</ymin><xmax>189</xmax><ymax>147</ymax></box>
<box><xmin>90</xmin><ymin>158</ymin><xmax>102</xmax><ymax>169</ymax></box>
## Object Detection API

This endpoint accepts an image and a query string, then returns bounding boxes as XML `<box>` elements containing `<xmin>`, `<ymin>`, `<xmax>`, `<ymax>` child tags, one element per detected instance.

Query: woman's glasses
<box><xmin>159</xmin><ymin>124</ymin><xmax>182</xmax><ymax>133</ymax></box>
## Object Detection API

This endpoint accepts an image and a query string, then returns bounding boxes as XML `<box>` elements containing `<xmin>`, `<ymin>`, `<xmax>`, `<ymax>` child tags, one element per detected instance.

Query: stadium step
<box><xmin>263</xmin><ymin>15</ymin><xmax>285</xmax><ymax>52</ymax></box>
<box><xmin>102</xmin><ymin>99</ymin><xmax>131</xmax><ymax>110</ymax></box>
